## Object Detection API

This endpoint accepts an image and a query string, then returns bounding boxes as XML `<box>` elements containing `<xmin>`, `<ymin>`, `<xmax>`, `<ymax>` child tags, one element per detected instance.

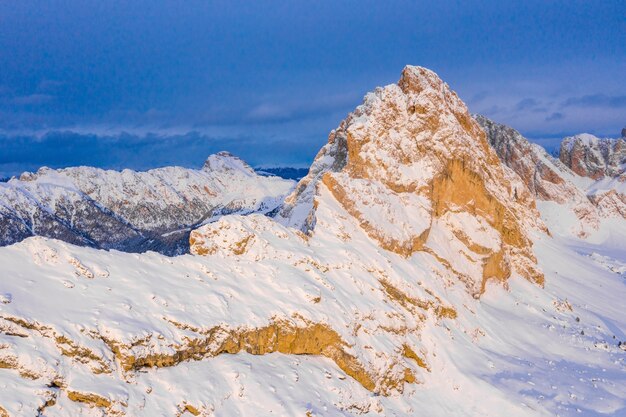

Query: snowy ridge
<box><xmin>2</xmin><ymin>201</ymin><xmax>625</xmax><ymax>416</ymax></box>
<box><xmin>279</xmin><ymin>66</ymin><xmax>545</xmax><ymax>295</ymax></box>
<box><xmin>0</xmin><ymin>152</ymin><xmax>294</xmax><ymax>255</ymax></box>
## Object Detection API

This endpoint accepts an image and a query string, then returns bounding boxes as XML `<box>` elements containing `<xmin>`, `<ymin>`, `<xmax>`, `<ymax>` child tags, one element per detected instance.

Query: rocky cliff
<box><xmin>277</xmin><ymin>66</ymin><xmax>544</xmax><ymax>294</ymax></box>
<box><xmin>559</xmin><ymin>133</ymin><xmax>626</xmax><ymax>180</ymax></box>
<box><xmin>1</xmin><ymin>67</ymin><xmax>625</xmax><ymax>417</ymax></box>
<box><xmin>477</xmin><ymin>116</ymin><xmax>626</xmax><ymax>237</ymax></box>
<box><xmin>187</xmin><ymin>66</ymin><xmax>552</xmax><ymax>395</ymax></box>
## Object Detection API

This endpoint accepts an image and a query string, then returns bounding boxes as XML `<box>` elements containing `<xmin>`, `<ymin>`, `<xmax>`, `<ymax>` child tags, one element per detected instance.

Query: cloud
<box><xmin>241</xmin><ymin>92</ymin><xmax>361</xmax><ymax>125</ymax></box>
<box><xmin>545</xmin><ymin>112</ymin><xmax>564</xmax><ymax>122</ymax></box>
<box><xmin>562</xmin><ymin>94</ymin><xmax>626</xmax><ymax>108</ymax></box>
<box><xmin>474</xmin><ymin>104</ymin><xmax>501</xmax><ymax>116</ymax></box>
<box><xmin>515</xmin><ymin>98</ymin><xmax>540</xmax><ymax>111</ymax></box>
<box><xmin>246</xmin><ymin>103</ymin><xmax>290</xmax><ymax>122</ymax></box>
<box><xmin>10</xmin><ymin>94</ymin><xmax>54</xmax><ymax>106</ymax></box>
<box><xmin>468</xmin><ymin>91</ymin><xmax>488</xmax><ymax>104</ymax></box>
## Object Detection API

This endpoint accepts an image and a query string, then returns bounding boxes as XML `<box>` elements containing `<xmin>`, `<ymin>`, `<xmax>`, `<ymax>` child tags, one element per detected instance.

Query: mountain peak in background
<box><xmin>560</xmin><ymin>133</ymin><xmax>626</xmax><ymax>180</ymax></box>
<box><xmin>202</xmin><ymin>151</ymin><xmax>256</xmax><ymax>176</ymax></box>
<box><xmin>0</xmin><ymin>155</ymin><xmax>293</xmax><ymax>255</ymax></box>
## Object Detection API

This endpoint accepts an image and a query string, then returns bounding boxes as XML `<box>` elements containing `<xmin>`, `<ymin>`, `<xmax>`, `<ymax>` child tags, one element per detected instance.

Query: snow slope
<box><xmin>1</xmin><ymin>196</ymin><xmax>624</xmax><ymax>416</ymax></box>
<box><xmin>0</xmin><ymin>66</ymin><xmax>624</xmax><ymax>417</ymax></box>
<box><xmin>2</xmin><ymin>195</ymin><xmax>625</xmax><ymax>416</ymax></box>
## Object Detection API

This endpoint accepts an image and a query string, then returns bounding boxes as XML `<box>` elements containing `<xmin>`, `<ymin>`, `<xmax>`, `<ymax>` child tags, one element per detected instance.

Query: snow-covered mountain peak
<box><xmin>560</xmin><ymin>133</ymin><xmax>626</xmax><ymax>180</ymax></box>
<box><xmin>202</xmin><ymin>151</ymin><xmax>256</xmax><ymax>176</ymax></box>
<box><xmin>476</xmin><ymin>115</ymin><xmax>626</xmax><ymax>239</ymax></box>
<box><xmin>397</xmin><ymin>65</ymin><xmax>445</xmax><ymax>94</ymax></box>
<box><xmin>275</xmin><ymin>67</ymin><xmax>545</xmax><ymax>294</ymax></box>
<box><xmin>0</xmin><ymin>154</ymin><xmax>293</xmax><ymax>254</ymax></box>
<box><xmin>15</xmin><ymin>166</ymin><xmax>52</xmax><ymax>182</ymax></box>
<box><xmin>2</xmin><ymin>67</ymin><xmax>626</xmax><ymax>417</ymax></box>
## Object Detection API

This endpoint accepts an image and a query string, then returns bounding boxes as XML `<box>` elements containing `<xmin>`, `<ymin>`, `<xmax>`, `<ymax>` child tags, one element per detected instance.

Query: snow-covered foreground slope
<box><xmin>0</xmin><ymin>210</ymin><xmax>624</xmax><ymax>416</ymax></box>
<box><xmin>0</xmin><ymin>66</ymin><xmax>624</xmax><ymax>416</ymax></box>
<box><xmin>0</xmin><ymin>152</ymin><xmax>293</xmax><ymax>255</ymax></box>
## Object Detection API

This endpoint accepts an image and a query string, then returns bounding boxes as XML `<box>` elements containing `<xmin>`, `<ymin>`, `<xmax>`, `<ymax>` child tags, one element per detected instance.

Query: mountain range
<box><xmin>0</xmin><ymin>66</ymin><xmax>624</xmax><ymax>417</ymax></box>
<box><xmin>0</xmin><ymin>152</ymin><xmax>293</xmax><ymax>255</ymax></box>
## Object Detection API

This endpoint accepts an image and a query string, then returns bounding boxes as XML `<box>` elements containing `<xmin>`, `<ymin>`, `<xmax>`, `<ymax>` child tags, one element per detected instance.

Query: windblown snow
<box><xmin>0</xmin><ymin>66</ymin><xmax>624</xmax><ymax>417</ymax></box>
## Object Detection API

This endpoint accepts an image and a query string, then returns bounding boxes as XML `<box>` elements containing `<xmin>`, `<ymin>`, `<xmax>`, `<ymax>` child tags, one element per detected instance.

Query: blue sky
<box><xmin>0</xmin><ymin>0</ymin><xmax>624</xmax><ymax>176</ymax></box>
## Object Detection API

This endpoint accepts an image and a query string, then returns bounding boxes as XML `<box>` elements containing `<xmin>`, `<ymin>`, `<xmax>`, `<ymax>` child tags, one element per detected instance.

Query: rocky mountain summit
<box><xmin>475</xmin><ymin>114</ymin><xmax>580</xmax><ymax>203</ymax></box>
<box><xmin>0</xmin><ymin>152</ymin><xmax>293</xmax><ymax>255</ymax></box>
<box><xmin>276</xmin><ymin>66</ymin><xmax>545</xmax><ymax>294</ymax></box>
<box><xmin>559</xmin><ymin>132</ymin><xmax>626</xmax><ymax>180</ymax></box>
<box><xmin>477</xmin><ymin>116</ymin><xmax>626</xmax><ymax>238</ymax></box>
<box><xmin>0</xmin><ymin>67</ymin><xmax>625</xmax><ymax>417</ymax></box>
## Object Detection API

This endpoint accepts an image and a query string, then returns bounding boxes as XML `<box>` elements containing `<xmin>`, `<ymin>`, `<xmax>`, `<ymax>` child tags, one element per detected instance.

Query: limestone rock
<box><xmin>559</xmin><ymin>133</ymin><xmax>626</xmax><ymax>180</ymax></box>
<box><xmin>278</xmin><ymin>66</ymin><xmax>545</xmax><ymax>293</ymax></box>
<box><xmin>477</xmin><ymin>116</ymin><xmax>626</xmax><ymax>236</ymax></box>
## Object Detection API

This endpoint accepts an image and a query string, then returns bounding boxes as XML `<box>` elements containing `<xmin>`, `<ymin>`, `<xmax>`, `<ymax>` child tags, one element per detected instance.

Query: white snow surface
<box><xmin>0</xmin><ymin>185</ymin><xmax>625</xmax><ymax>416</ymax></box>
<box><xmin>1</xmin><ymin>151</ymin><xmax>293</xmax><ymax>232</ymax></box>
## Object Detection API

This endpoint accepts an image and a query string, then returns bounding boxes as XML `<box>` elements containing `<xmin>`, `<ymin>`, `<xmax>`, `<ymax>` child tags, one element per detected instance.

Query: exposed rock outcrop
<box><xmin>2</xmin><ymin>66</ymin><xmax>626</xmax><ymax>417</ymax></box>
<box><xmin>559</xmin><ymin>133</ymin><xmax>626</xmax><ymax>180</ymax></box>
<box><xmin>476</xmin><ymin>115</ymin><xmax>580</xmax><ymax>203</ymax></box>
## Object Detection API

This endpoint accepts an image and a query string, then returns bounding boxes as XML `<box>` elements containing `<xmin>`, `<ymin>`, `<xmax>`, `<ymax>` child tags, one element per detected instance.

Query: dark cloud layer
<box><xmin>0</xmin><ymin>131</ymin><xmax>320</xmax><ymax>178</ymax></box>
<box><xmin>562</xmin><ymin>94</ymin><xmax>626</xmax><ymax>108</ymax></box>
<box><xmin>545</xmin><ymin>112</ymin><xmax>564</xmax><ymax>122</ymax></box>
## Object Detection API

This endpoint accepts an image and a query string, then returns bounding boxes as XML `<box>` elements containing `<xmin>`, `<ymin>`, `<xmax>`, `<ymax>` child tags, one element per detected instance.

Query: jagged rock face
<box><xmin>476</xmin><ymin>116</ymin><xmax>600</xmax><ymax>235</ymax></box>
<box><xmin>186</xmin><ymin>66</ymin><xmax>554</xmax><ymax>400</ymax></box>
<box><xmin>279</xmin><ymin>66</ymin><xmax>544</xmax><ymax>293</ymax></box>
<box><xmin>276</xmin><ymin>127</ymin><xmax>348</xmax><ymax>231</ymax></box>
<box><xmin>477</xmin><ymin>116</ymin><xmax>626</xmax><ymax>237</ymax></box>
<box><xmin>2</xmin><ymin>67</ymin><xmax>626</xmax><ymax>417</ymax></box>
<box><xmin>559</xmin><ymin>134</ymin><xmax>626</xmax><ymax>180</ymax></box>
<box><xmin>0</xmin><ymin>152</ymin><xmax>293</xmax><ymax>255</ymax></box>
<box><xmin>476</xmin><ymin>115</ymin><xmax>574</xmax><ymax>203</ymax></box>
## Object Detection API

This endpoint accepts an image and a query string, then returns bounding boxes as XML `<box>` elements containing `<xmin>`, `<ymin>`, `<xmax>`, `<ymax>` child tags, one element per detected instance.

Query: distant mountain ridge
<box><xmin>476</xmin><ymin>115</ymin><xmax>626</xmax><ymax>238</ymax></box>
<box><xmin>255</xmin><ymin>166</ymin><xmax>310</xmax><ymax>180</ymax></box>
<box><xmin>560</xmin><ymin>132</ymin><xmax>626</xmax><ymax>180</ymax></box>
<box><xmin>0</xmin><ymin>152</ymin><xmax>293</xmax><ymax>255</ymax></box>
